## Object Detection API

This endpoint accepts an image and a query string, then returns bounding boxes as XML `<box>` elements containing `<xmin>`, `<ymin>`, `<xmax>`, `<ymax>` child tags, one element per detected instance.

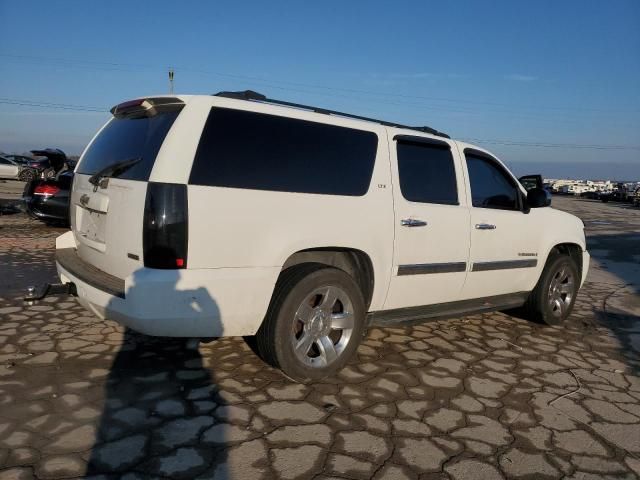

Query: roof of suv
<box><xmin>210</xmin><ymin>90</ymin><xmax>450</xmax><ymax>139</ymax></box>
<box><xmin>113</xmin><ymin>94</ymin><xmax>510</xmax><ymax>165</ymax></box>
<box><xmin>112</xmin><ymin>92</ymin><xmax>451</xmax><ymax>140</ymax></box>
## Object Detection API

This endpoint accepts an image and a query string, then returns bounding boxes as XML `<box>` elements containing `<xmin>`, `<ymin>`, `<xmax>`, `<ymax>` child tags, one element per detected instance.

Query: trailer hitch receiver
<box><xmin>24</xmin><ymin>283</ymin><xmax>77</xmax><ymax>305</ymax></box>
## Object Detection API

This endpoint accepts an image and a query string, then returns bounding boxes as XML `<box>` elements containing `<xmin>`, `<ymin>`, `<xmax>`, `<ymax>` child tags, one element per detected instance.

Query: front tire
<box><xmin>256</xmin><ymin>264</ymin><xmax>366</xmax><ymax>383</ymax></box>
<box><xmin>520</xmin><ymin>252</ymin><xmax>579</xmax><ymax>325</ymax></box>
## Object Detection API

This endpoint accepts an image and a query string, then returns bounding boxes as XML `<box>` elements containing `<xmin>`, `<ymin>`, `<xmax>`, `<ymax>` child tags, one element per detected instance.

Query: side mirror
<box><xmin>518</xmin><ymin>174</ymin><xmax>543</xmax><ymax>191</ymax></box>
<box><xmin>527</xmin><ymin>187</ymin><xmax>552</xmax><ymax>208</ymax></box>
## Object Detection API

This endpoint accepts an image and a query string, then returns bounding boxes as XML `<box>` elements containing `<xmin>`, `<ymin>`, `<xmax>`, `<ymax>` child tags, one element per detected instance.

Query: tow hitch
<box><xmin>24</xmin><ymin>283</ymin><xmax>77</xmax><ymax>304</ymax></box>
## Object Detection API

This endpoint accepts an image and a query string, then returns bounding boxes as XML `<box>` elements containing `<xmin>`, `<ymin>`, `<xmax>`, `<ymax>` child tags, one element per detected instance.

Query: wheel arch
<box><xmin>281</xmin><ymin>247</ymin><xmax>375</xmax><ymax>310</ymax></box>
<box><xmin>543</xmin><ymin>242</ymin><xmax>584</xmax><ymax>279</ymax></box>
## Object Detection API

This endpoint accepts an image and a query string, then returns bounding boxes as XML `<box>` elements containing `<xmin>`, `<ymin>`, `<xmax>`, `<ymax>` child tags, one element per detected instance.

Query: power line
<box><xmin>3</xmin><ymin>53</ymin><xmax>639</xmax><ymax>131</ymax></box>
<box><xmin>2</xmin><ymin>52</ymin><xmax>639</xmax><ymax>116</ymax></box>
<box><xmin>0</xmin><ymin>60</ymin><xmax>630</xmax><ymax>128</ymax></box>
<box><xmin>0</xmin><ymin>98</ymin><xmax>105</xmax><ymax>112</ymax></box>
<box><xmin>461</xmin><ymin>138</ymin><xmax>640</xmax><ymax>151</ymax></box>
<box><xmin>1</xmin><ymin>96</ymin><xmax>638</xmax><ymax>151</ymax></box>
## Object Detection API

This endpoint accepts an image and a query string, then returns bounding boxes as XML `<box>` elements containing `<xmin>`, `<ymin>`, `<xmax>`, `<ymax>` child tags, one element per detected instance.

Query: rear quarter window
<box><xmin>189</xmin><ymin>107</ymin><xmax>378</xmax><ymax>196</ymax></box>
<box><xmin>77</xmin><ymin>110</ymin><xmax>180</xmax><ymax>181</ymax></box>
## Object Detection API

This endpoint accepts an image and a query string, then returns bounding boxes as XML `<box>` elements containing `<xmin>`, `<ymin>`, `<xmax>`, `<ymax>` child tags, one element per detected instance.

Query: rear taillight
<box><xmin>143</xmin><ymin>182</ymin><xmax>188</xmax><ymax>269</ymax></box>
<box><xmin>34</xmin><ymin>184</ymin><xmax>60</xmax><ymax>196</ymax></box>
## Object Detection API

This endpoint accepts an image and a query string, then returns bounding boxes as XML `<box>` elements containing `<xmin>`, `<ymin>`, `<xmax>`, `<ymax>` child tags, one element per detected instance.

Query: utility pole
<box><xmin>169</xmin><ymin>68</ymin><xmax>174</xmax><ymax>94</ymax></box>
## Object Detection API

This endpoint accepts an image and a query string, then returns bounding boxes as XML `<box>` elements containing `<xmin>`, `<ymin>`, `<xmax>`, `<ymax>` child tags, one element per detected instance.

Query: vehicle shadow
<box><xmin>85</xmin><ymin>269</ymin><xmax>229</xmax><ymax>478</ymax></box>
<box><xmin>505</xmin><ymin>231</ymin><xmax>640</xmax><ymax>376</ymax></box>
<box><xmin>586</xmin><ymin>232</ymin><xmax>640</xmax><ymax>377</ymax></box>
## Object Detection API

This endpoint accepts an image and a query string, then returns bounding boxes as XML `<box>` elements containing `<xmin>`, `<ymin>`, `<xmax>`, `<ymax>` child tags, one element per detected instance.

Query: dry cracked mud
<box><xmin>0</xmin><ymin>195</ymin><xmax>639</xmax><ymax>479</ymax></box>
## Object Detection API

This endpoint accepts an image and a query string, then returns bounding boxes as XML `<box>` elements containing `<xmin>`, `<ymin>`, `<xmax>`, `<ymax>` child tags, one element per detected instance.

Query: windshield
<box><xmin>77</xmin><ymin>110</ymin><xmax>180</xmax><ymax>181</ymax></box>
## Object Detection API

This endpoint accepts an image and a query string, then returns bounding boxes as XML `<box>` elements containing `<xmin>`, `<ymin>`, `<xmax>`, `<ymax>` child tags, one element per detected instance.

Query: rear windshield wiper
<box><xmin>88</xmin><ymin>157</ymin><xmax>142</xmax><ymax>186</ymax></box>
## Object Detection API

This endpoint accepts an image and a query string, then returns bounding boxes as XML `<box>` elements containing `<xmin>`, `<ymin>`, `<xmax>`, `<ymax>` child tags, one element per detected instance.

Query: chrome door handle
<box><xmin>475</xmin><ymin>223</ymin><xmax>496</xmax><ymax>230</ymax></box>
<box><xmin>401</xmin><ymin>218</ymin><xmax>428</xmax><ymax>227</ymax></box>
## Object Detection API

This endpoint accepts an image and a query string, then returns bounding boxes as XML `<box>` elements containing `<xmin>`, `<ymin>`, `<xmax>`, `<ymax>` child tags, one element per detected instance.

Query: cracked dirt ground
<box><xmin>0</xmin><ymin>194</ymin><xmax>639</xmax><ymax>479</ymax></box>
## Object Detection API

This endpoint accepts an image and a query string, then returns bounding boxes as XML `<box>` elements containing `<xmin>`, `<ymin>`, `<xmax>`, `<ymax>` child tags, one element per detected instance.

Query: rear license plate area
<box><xmin>76</xmin><ymin>206</ymin><xmax>106</xmax><ymax>244</ymax></box>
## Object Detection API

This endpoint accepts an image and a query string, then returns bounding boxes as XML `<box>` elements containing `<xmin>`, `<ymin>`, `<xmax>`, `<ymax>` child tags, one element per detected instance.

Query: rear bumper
<box><xmin>55</xmin><ymin>235</ymin><xmax>279</xmax><ymax>337</ymax></box>
<box><xmin>57</xmin><ymin>248</ymin><xmax>124</xmax><ymax>297</ymax></box>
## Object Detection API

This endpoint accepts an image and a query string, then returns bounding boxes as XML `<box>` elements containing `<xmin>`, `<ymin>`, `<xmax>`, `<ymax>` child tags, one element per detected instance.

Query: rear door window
<box><xmin>189</xmin><ymin>107</ymin><xmax>378</xmax><ymax>196</ymax></box>
<box><xmin>77</xmin><ymin>110</ymin><xmax>180</xmax><ymax>181</ymax></box>
<box><xmin>396</xmin><ymin>140</ymin><xmax>458</xmax><ymax>205</ymax></box>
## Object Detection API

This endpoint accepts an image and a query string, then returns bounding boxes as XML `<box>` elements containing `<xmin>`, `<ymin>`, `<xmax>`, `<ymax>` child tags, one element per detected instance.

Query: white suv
<box><xmin>55</xmin><ymin>91</ymin><xmax>589</xmax><ymax>382</ymax></box>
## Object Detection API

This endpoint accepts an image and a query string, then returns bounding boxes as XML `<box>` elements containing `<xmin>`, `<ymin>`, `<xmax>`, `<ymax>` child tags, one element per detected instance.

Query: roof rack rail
<box><xmin>213</xmin><ymin>90</ymin><xmax>450</xmax><ymax>139</ymax></box>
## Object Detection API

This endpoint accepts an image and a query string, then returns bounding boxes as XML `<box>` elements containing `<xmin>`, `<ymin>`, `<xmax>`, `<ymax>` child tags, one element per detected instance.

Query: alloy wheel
<box><xmin>291</xmin><ymin>285</ymin><xmax>355</xmax><ymax>368</ymax></box>
<box><xmin>548</xmin><ymin>266</ymin><xmax>575</xmax><ymax>319</ymax></box>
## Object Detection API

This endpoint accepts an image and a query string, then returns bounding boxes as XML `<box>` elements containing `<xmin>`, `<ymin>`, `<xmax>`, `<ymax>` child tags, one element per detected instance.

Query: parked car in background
<box><xmin>23</xmin><ymin>149</ymin><xmax>74</xmax><ymax>226</ymax></box>
<box><xmin>24</xmin><ymin>170</ymin><xmax>73</xmax><ymax>226</ymax></box>
<box><xmin>30</xmin><ymin>149</ymin><xmax>68</xmax><ymax>180</ymax></box>
<box><xmin>4</xmin><ymin>154</ymin><xmax>35</xmax><ymax>165</ymax></box>
<box><xmin>0</xmin><ymin>156</ymin><xmax>22</xmax><ymax>180</ymax></box>
<box><xmin>580</xmin><ymin>190</ymin><xmax>602</xmax><ymax>200</ymax></box>
<box><xmin>600</xmin><ymin>183</ymin><xmax>633</xmax><ymax>203</ymax></box>
<box><xmin>633</xmin><ymin>186</ymin><xmax>640</xmax><ymax>207</ymax></box>
<box><xmin>5</xmin><ymin>154</ymin><xmax>49</xmax><ymax>180</ymax></box>
<box><xmin>51</xmin><ymin>91</ymin><xmax>589</xmax><ymax>382</ymax></box>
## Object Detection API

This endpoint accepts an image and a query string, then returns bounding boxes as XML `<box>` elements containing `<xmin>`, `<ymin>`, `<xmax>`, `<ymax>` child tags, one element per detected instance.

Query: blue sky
<box><xmin>1</xmin><ymin>0</ymin><xmax>639</xmax><ymax>179</ymax></box>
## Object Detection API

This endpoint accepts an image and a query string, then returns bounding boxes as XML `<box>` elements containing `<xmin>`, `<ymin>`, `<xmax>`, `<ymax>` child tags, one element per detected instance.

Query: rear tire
<box><xmin>520</xmin><ymin>252</ymin><xmax>579</xmax><ymax>325</ymax></box>
<box><xmin>256</xmin><ymin>264</ymin><xmax>366</xmax><ymax>383</ymax></box>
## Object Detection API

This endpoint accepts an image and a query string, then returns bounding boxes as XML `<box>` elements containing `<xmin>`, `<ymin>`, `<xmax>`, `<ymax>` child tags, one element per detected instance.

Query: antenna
<box><xmin>168</xmin><ymin>68</ymin><xmax>174</xmax><ymax>94</ymax></box>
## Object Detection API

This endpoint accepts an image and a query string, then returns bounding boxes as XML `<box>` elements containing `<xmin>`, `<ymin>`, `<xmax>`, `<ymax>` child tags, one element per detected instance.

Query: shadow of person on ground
<box><xmin>85</xmin><ymin>269</ymin><xmax>230</xmax><ymax>478</ymax></box>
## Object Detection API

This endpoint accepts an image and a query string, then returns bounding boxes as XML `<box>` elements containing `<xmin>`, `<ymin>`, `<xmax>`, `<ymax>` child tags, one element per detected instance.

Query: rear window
<box><xmin>77</xmin><ymin>111</ymin><xmax>180</xmax><ymax>181</ymax></box>
<box><xmin>189</xmin><ymin>107</ymin><xmax>378</xmax><ymax>196</ymax></box>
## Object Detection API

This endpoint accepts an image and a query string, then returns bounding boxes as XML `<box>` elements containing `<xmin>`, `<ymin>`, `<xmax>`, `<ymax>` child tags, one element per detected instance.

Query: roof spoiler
<box><xmin>110</xmin><ymin>97</ymin><xmax>185</xmax><ymax>118</ymax></box>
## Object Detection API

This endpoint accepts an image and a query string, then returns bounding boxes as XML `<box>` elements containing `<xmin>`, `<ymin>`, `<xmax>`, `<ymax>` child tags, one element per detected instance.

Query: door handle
<box><xmin>475</xmin><ymin>223</ymin><xmax>496</xmax><ymax>230</ymax></box>
<box><xmin>401</xmin><ymin>218</ymin><xmax>428</xmax><ymax>227</ymax></box>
